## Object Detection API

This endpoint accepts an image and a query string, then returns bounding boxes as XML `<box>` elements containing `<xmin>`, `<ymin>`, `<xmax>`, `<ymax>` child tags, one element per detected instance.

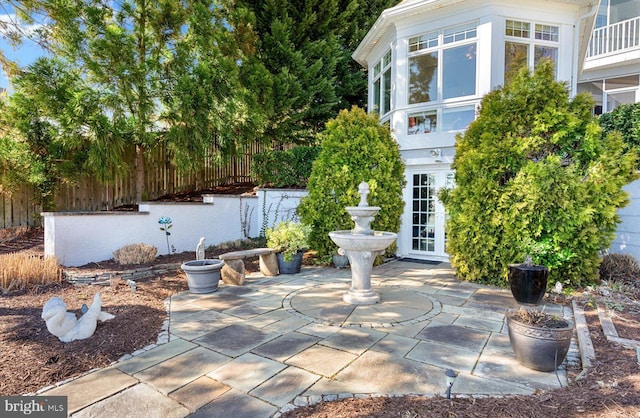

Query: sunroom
<box><xmin>353</xmin><ymin>0</ymin><xmax>597</xmax><ymax>262</ymax></box>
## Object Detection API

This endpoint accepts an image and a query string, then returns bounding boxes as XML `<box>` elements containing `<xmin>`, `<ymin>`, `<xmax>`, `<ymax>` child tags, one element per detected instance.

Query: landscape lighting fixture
<box><xmin>444</xmin><ymin>368</ymin><xmax>458</xmax><ymax>399</ymax></box>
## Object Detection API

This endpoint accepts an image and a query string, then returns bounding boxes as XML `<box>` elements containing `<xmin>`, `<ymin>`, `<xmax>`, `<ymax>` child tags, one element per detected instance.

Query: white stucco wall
<box><xmin>610</xmin><ymin>179</ymin><xmax>640</xmax><ymax>260</ymax></box>
<box><xmin>255</xmin><ymin>188</ymin><xmax>309</xmax><ymax>236</ymax></box>
<box><xmin>43</xmin><ymin>195</ymin><xmax>260</xmax><ymax>267</ymax></box>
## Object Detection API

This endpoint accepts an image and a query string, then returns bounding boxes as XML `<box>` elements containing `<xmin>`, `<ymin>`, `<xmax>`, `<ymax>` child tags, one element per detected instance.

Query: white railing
<box><xmin>588</xmin><ymin>16</ymin><xmax>640</xmax><ymax>58</ymax></box>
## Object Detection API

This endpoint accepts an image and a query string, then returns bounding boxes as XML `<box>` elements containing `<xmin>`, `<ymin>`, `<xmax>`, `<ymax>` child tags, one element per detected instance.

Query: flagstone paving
<box><xmin>40</xmin><ymin>260</ymin><xmax>580</xmax><ymax>417</ymax></box>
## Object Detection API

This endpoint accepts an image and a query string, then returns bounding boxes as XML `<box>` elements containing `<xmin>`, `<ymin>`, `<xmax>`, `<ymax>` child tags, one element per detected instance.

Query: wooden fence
<box><xmin>0</xmin><ymin>141</ymin><xmax>266</xmax><ymax>229</ymax></box>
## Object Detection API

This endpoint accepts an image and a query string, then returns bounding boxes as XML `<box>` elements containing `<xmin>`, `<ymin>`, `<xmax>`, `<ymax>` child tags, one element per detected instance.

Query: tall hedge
<box><xmin>598</xmin><ymin>102</ymin><xmax>640</xmax><ymax>168</ymax></box>
<box><xmin>440</xmin><ymin>63</ymin><xmax>637</xmax><ymax>288</ymax></box>
<box><xmin>297</xmin><ymin>107</ymin><xmax>405</xmax><ymax>261</ymax></box>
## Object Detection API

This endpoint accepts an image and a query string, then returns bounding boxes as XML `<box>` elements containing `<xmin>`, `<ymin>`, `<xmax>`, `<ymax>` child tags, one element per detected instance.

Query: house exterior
<box><xmin>353</xmin><ymin>0</ymin><xmax>640</xmax><ymax>262</ymax></box>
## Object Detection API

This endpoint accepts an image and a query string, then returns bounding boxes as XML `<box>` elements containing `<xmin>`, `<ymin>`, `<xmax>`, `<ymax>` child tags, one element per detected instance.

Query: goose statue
<box><xmin>196</xmin><ymin>237</ymin><xmax>206</xmax><ymax>260</ymax></box>
<box><xmin>41</xmin><ymin>293</ymin><xmax>115</xmax><ymax>343</ymax></box>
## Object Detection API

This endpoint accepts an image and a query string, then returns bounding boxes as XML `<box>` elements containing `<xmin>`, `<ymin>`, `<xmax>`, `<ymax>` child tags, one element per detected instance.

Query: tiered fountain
<box><xmin>328</xmin><ymin>182</ymin><xmax>397</xmax><ymax>305</ymax></box>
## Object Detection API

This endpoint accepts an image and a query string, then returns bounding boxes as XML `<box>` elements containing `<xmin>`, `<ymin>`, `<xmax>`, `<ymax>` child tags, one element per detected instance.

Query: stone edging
<box><xmin>63</xmin><ymin>263</ymin><xmax>183</xmax><ymax>284</ymax></box>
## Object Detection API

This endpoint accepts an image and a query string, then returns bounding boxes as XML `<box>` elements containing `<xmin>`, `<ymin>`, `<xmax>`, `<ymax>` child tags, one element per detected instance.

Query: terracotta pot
<box><xmin>276</xmin><ymin>251</ymin><xmax>304</xmax><ymax>274</ymax></box>
<box><xmin>181</xmin><ymin>259</ymin><xmax>224</xmax><ymax>294</ymax></box>
<box><xmin>506</xmin><ymin>311</ymin><xmax>573</xmax><ymax>372</ymax></box>
<box><xmin>508</xmin><ymin>263</ymin><xmax>548</xmax><ymax>305</ymax></box>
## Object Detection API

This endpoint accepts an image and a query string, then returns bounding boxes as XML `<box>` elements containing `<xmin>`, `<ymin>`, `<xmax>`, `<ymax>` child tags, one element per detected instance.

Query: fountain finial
<box><xmin>358</xmin><ymin>182</ymin><xmax>370</xmax><ymax>207</ymax></box>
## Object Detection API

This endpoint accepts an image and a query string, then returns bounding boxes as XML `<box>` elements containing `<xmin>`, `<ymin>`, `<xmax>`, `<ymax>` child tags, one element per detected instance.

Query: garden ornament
<box><xmin>41</xmin><ymin>293</ymin><xmax>115</xmax><ymax>343</ymax></box>
<box><xmin>196</xmin><ymin>237</ymin><xmax>206</xmax><ymax>260</ymax></box>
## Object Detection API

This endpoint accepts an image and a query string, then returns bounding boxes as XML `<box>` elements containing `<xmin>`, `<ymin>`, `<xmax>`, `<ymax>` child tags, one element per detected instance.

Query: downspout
<box><xmin>571</xmin><ymin>2</ymin><xmax>599</xmax><ymax>96</ymax></box>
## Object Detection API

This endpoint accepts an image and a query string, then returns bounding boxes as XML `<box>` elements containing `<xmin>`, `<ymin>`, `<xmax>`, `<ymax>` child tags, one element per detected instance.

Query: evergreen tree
<box><xmin>440</xmin><ymin>63</ymin><xmax>638</xmax><ymax>288</ymax></box>
<box><xmin>0</xmin><ymin>0</ymin><xmax>256</xmax><ymax>201</ymax></box>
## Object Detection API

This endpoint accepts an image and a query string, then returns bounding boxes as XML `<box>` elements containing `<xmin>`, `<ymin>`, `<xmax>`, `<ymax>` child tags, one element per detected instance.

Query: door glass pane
<box><xmin>409</xmin><ymin>53</ymin><xmax>438</xmax><ymax>104</ymax></box>
<box><xmin>412</xmin><ymin>173</ymin><xmax>436</xmax><ymax>252</ymax></box>
<box><xmin>443</xmin><ymin>43</ymin><xmax>476</xmax><ymax>99</ymax></box>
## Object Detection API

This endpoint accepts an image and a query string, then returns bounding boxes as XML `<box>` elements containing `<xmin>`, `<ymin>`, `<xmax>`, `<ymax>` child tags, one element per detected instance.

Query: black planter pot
<box><xmin>508</xmin><ymin>263</ymin><xmax>548</xmax><ymax>305</ymax></box>
<box><xmin>506</xmin><ymin>311</ymin><xmax>574</xmax><ymax>372</ymax></box>
<box><xmin>276</xmin><ymin>251</ymin><xmax>304</xmax><ymax>274</ymax></box>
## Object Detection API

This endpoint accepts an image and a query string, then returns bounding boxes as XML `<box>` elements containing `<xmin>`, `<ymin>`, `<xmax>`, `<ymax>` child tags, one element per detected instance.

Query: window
<box><xmin>372</xmin><ymin>50</ymin><xmax>392</xmax><ymax>115</ymax></box>
<box><xmin>408</xmin><ymin>22</ymin><xmax>477</xmax><ymax>105</ymax></box>
<box><xmin>407</xmin><ymin>106</ymin><xmax>474</xmax><ymax>135</ymax></box>
<box><xmin>408</xmin><ymin>111</ymin><xmax>437</xmax><ymax>135</ymax></box>
<box><xmin>505</xmin><ymin>20</ymin><xmax>559</xmax><ymax>84</ymax></box>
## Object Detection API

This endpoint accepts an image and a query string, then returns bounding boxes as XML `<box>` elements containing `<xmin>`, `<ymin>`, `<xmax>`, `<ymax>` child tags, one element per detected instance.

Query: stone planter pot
<box><xmin>181</xmin><ymin>259</ymin><xmax>224</xmax><ymax>294</ymax></box>
<box><xmin>506</xmin><ymin>311</ymin><xmax>574</xmax><ymax>372</ymax></box>
<box><xmin>508</xmin><ymin>263</ymin><xmax>548</xmax><ymax>305</ymax></box>
<box><xmin>332</xmin><ymin>254</ymin><xmax>350</xmax><ymax>269</ymax></box>
<box><xmin>276</xmin><ymin>251</ymin><xmax>304</xmax><ymax>274</ymax></box>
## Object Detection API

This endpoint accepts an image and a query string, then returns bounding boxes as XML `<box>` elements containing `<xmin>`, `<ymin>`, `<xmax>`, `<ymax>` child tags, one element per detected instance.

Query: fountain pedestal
<box><xmin>329</xmin><ymin>182</ymin><xmax>397</xmax><ymax>305</ymax></box>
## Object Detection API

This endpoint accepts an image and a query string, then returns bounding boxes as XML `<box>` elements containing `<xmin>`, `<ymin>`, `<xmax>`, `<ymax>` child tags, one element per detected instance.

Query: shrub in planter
<box><xmin>297</xmin><ymin>106</ymin><xmax>405</xmax><ymax>262</ymax></box>
<box><xmin>440</xmin><ymin>62</ymin><xmax>637</xmax><ymax>288</ymax></box>
<box><xmin>506</xmin><ymin>309</ymin><xmax>574</xmax><ymax>372</ymax></box>
<box><xmin>265</xmin><ymin>221</ymin><xmax>311</xmax><ymax>262</ymax></box>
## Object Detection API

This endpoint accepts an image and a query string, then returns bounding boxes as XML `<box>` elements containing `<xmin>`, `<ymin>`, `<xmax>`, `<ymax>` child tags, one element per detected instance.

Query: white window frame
<box><xmin>371</xmin><ymin>49</ymin><xmax>392</xmax><ymax>117</ymax></box>
<box><xmin>407</xmin><ymin>21</ymin><xmax>478</xmax><ymax>107</ymax></box>
<box><xmin>504</xmin><ymin>19</ymin><xmax>560</xmax><ymax>81</ymax></box>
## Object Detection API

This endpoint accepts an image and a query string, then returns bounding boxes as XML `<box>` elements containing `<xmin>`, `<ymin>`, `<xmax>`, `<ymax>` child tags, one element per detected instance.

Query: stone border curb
<box><xmin>63</xmin><ymin>263</ymin><xmax>183</xmax><ymax>284</ymax></box>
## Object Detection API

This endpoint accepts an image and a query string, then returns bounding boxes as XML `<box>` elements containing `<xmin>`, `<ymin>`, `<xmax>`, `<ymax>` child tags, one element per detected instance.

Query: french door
<box><xmin>409</xmin><ymin>170</ymin><xmax>455</xmax><ymax>259</ymax></box>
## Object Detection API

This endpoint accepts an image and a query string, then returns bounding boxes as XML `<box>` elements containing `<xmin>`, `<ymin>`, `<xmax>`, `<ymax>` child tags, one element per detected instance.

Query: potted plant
<box><xmin>266</xmin><ymin>221</ymin><xmax>311</xmax><ymax>274</ymax></box>
<box><xmin>506</xmin><ymin>309</ymin><xmax>574</xmax><ymax>372</ymax></box>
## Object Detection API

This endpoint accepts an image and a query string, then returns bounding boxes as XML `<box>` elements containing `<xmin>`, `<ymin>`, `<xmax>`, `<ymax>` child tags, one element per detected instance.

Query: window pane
<box><xmin>373</xmin><ymin>78</ymin><xmax>381</xmax><ymax>114</ymax></box>
<box><xmin>444</xmin><ymin>22</ymin><xmax>477</xmax><ymax>44</ymax></box>
<box><xmin>441</xmin><ymin>106</ymin><xmax>475</xmax><ymax>131</ymax></box>
<box><xmin>383</xmin><ymin>50</ymin><xmax>392</xmax><ymax>68</ymax></box>
<box><xmin>383</xmin><ymin>68</ymin><xmax>391</xmax><ymax>114</ymax></box>
<box><xmin>535</xmin><ymin>24</ymin><xmax>559</xmax><ymax>42</ymax></box>
<box><xmin>408</xmin><ymin>53</ymin><xmax>438</xmax><ymax>104</ymax></box>
<box><xmin>534</xmin><ymin>45</ymin><xmax>557</xmax><ymax>73</ymax></box>
<box><xmin>408</xmin><ymin>111</ymin><xmax>437</xmax><ymax>134</ymax></box>
<box><xmin>373</xmin><ymin>62</ymin><xmax>381</xmax><ymax>78</ymax></box>
<box><xmin>443</xmin><ymin>44</ymin><xmax>476</xmax><ymax>99</ymax></box>
<box><xmin>409</xmin><ymin>32</ymin><xmax>439</xmax><ymax>52</ymax></box>
<box><xmin>506</xmin><ymin>20</ymin><xmax>530</xmax><ymax>38</ymax></box>
<box><xmin>505</xmin><ymin>41</ymin><xmax>528</xmax><ymax>84</ymax></box>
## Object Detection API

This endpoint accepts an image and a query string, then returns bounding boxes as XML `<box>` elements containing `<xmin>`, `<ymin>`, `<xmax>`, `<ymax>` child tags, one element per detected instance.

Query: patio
<box><xmin>41</xmin><ymin>260</ymin><xmax>579</xmax><ymax>417</ymax></box>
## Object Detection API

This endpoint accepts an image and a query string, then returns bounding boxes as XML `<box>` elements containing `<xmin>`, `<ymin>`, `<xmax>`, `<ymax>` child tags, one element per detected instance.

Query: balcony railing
<box><xmin>588</xmin><ymin>16</ymin><xmax>640</xmax><ymax>58</ymax></box>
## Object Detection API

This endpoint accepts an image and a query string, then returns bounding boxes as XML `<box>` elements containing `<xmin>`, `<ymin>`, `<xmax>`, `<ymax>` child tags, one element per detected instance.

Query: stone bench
<box><xmin>218</xmin><ymin>248</ymin><xmax>278</xmax><ymax>285</ymax></box>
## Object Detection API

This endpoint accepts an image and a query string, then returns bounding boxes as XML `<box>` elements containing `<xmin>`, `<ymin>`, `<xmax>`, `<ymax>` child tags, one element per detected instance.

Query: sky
<box><xmin>0</xmin><ymin>9</ymin><xmax>48</xmax><ymax>91</ymax></box>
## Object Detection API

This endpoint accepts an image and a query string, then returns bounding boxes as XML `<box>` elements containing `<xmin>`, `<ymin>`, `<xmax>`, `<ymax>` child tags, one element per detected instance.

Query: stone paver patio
<box><xmin>41</xmin><ymin>260</ymin><xmax>580</xmax><ymax>417</ymax></box>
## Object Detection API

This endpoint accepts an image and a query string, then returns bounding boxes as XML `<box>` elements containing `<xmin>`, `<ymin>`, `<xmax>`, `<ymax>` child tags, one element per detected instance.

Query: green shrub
<box><xmin>297</xmin><ymin>106</ymin><xmax>405</xmax><ymax>262</ymax></box>
<box><xmin>598</xmin><ymin>102</ymin><xmax>640</xmax><ymax>168</ymax></box>
<box><xmin>440</xmin><ymin>62</ymin><xmax>637</xmax><ymax>288</ymax></box>
<box><xmin>265</xmin><ymin>221</ymin><xmax>311</xmax><ymax>261</ymax></box>
<box><xmin>252</xmin><ymin>146</ymin><xmax>320</xmax><ymax>187</ymax></box>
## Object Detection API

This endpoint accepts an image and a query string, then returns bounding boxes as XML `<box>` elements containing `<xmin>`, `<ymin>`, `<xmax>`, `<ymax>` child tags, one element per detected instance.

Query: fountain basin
<box><xmin>329</xmin><ymin>230</ymin><xmax>397</xmax><ymax>251</ymax></box>
<box><xmin>344</xmin><ymin>206</ymin><xmax>381</xmax><ymax>218</ymax></box>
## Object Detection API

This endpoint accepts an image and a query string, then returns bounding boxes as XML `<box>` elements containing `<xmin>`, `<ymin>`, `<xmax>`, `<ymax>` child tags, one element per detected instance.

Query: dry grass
<box><xmin>112</xmin><ymin>243</ymin><xmax>158</xmax><ymax>265</ymax></box>
<box><xmin>0</xmin><ymin>253</ymin><xmax>62</xmax><ymax>293</ymax></box>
